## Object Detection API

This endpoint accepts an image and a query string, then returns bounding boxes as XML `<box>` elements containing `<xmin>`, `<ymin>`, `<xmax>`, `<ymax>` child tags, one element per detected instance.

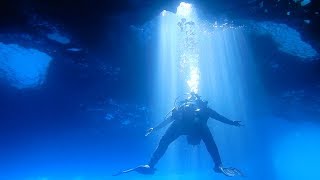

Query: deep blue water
<box><xmin>0</xmin><ymin>1</ymin><xmax>320</xmax><ymax>180</ymax></box>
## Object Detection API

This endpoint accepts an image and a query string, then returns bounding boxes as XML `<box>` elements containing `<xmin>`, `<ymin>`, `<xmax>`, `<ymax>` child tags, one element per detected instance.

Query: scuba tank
<box><xmin>171</xmin><ymin>93</ymin><xmax>205</xmax><ymax>146</ymax></box>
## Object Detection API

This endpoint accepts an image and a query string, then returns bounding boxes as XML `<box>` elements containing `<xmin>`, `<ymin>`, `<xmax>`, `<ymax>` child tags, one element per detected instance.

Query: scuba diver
<box><xmin>113</xmin><ymin>93</ymin><xmax>244</xmax><ymax>177</ymax></box>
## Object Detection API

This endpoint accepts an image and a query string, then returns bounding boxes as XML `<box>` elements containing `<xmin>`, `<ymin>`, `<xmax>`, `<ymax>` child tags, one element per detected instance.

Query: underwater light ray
<box><xmin>152</xmin><ymin>1</ymin><xmax>259</xmax><ymax>175</ymax></box>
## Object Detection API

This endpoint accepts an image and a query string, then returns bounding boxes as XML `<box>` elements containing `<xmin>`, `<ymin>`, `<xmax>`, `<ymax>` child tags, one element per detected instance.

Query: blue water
<box><xmin>0</xmin><ymin>1</ymin><xmax>319</xmax><ymax>180</ymax></box>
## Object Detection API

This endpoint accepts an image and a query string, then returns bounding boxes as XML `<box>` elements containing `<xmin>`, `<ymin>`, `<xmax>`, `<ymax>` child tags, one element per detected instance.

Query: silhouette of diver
<box><xmin>114</xmin><ymin>93</ymin><xmax>244</xmax><ymax>177</ymax></box>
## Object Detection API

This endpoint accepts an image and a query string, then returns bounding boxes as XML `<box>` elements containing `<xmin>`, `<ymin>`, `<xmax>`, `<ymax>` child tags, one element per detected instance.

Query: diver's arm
<box><xmin>145</xmin><ymin>116</ymin><xmax>174</xmax><ymax>136</ymax></box>
<box><xmin>208</xmin><ymin>108</ymin><xmax>242</xmax><ymax>127</ymax></box>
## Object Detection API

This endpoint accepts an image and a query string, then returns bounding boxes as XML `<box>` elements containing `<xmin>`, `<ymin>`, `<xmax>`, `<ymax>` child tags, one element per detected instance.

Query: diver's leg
<box><xmin>201</xmin><ymin>126</ymin><xmax>244</xmax><ymax>177</ymax></box>
<box><xmin>201</xmin><ymin>126</ymin><xmax>222</xmax><ymax>167</ymax></box>
<box><xmin>148</xmin><ymin>124</ymin><xmax>180</xmax><ymax>168</ymax></box>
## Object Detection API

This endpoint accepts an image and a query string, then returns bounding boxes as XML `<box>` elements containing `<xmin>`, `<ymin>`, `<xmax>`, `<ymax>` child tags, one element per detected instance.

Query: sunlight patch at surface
<box><xmin>176</xmin><ymin>2</ymin><xmax>192</xmax><ymax>17</ymax></box>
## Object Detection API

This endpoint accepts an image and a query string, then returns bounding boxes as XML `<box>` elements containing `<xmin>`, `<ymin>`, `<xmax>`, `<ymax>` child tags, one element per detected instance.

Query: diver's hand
<box><xmin>145</xmin><ymin>128</ymin><xmax>154</xmax><ymax>136</ymax></box>
<box><xmin>232</xmin><ymin>121</ymin><xmax>244</xmax><ymax>127</ymax></box>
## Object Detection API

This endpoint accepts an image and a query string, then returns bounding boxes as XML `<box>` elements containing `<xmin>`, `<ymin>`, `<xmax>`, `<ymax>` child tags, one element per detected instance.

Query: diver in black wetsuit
<box><xmin>114</xmin><ymin>93</ymin><xmax>244</xmax><ymax>177</ymax></box>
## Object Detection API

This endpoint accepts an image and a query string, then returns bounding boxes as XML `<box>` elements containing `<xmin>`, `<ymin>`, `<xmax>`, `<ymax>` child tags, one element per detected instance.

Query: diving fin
<box><xmin>215</xmin><ymin>165</ymin><xmax>245</xmax><ymax>177</ymax></box>
<box><xmin>113</xmin><ymin>165</ymin><xmax>156</xmax><ymax>176</ymax></box>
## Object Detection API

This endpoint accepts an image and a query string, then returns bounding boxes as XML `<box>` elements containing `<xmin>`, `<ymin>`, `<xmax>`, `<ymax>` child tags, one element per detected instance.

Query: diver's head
<box><xmin>188</xmin><ymin>93</ymin><xmax>209</xmax><ymax>108</ymax></box>
<box><xmin>183</xmin><ymin>92</ymin><xmax>207</xmax><ymax>108</ymax></box>
<box><xmin>176</xmin><ymin>92</ymin><xmax>204</xmax><ymax>109</ymax></box>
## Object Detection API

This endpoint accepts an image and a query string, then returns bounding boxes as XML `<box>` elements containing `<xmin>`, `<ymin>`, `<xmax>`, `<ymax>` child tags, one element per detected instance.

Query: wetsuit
<box><xmin>148</xmin><ymin>102</ymin><xmax>235</xmax><ymax>168</ymax></box>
